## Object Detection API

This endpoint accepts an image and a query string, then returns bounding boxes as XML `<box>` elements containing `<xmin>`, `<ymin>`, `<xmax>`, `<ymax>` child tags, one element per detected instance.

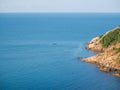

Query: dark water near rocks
<box><xmin>0</xmin><ymin>13</ymin><xmax>120</xmax><ymax>90</ymax></box>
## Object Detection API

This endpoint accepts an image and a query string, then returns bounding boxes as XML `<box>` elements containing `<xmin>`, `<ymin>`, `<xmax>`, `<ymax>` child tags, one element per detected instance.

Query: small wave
<box><xmin>72</xmin><ymin>43</ymin><xmax>83</xmax><ymax>57</ymax></box>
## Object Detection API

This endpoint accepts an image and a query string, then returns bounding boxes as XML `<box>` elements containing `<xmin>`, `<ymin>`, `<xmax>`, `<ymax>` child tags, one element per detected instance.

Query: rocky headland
<box><xmin>82</xmin><ymin>26</ymin><xmax>120</xmax><ymax>77</ymax></box>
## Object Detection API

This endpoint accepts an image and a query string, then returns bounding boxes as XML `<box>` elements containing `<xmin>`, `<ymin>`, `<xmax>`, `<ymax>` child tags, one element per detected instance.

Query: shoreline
<box><xmin>81</xmin><ymin>36</ymin><xmax>120</xmax><ymax>77</ymax></box>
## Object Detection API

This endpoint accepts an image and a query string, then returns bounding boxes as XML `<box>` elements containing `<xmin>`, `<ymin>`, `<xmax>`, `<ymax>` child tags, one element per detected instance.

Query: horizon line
<box><xmin>0</xmin><ymin>12</ymin><xmax>120</xmax><ymax>14</ymax></box>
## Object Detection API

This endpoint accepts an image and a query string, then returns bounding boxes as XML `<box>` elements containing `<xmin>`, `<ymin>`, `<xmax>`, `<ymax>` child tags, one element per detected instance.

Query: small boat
<box><xmin>52</xmin><ymin>43</ymin><xmax>57</xmax><ymax>45</ymax></box>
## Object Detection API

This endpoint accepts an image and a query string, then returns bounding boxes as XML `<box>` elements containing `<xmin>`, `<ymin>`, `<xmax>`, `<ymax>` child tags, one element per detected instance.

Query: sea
<box><xmin>0</xmin><ymin>13</ymin><xmax>120</xmax><ymax>90</ymax></box>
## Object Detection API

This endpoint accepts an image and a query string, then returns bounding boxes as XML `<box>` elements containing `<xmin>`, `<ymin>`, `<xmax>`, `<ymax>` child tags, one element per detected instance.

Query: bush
<box><xmin>115</xmin><ymin>48</ymin><xmax>120</xmax><ymax>53</ymax></box>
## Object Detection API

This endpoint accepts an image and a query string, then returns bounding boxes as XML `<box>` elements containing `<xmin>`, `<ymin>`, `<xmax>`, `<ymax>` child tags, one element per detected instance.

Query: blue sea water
<box><xmin>0</xmin><ymin>13</ymin><xmax>120</xmax><ymax>90</ymax></box>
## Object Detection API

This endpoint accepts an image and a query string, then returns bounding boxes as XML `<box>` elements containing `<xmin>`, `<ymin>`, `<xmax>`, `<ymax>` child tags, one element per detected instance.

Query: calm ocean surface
<box><xmin>0</xmin><ymin>13</ymin><xmax>120</xmax><ymax>90</ymax></box>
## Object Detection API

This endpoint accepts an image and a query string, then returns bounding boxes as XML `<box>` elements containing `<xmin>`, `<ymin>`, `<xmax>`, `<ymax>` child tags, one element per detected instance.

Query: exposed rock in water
<box><xmin>113</xmin><ymin>73</ymin><xmax>120</xmax><ymax>77</ymax></box>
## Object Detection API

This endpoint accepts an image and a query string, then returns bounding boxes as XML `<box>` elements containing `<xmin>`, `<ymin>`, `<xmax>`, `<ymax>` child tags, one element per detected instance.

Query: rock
<box><xmin>113</xmin><ymin>73</ymin><xmax>120</xmax><ymax>77</ymax></box>
<box><xmin>99</xmin><ymin>66</ymin><xmax>111</xmax><ymax>72</ymax></box>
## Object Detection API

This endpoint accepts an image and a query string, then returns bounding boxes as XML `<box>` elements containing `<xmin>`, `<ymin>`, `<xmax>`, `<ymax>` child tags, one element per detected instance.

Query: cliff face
<box><xmin>82</xmin><ymin>26</ymin><xmax>120</xmax><ymax>77</ymax></box>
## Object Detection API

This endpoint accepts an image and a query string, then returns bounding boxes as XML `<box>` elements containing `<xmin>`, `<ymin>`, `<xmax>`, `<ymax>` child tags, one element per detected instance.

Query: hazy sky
<box><xmin>0</xmin><ymin>0</ymin><xmax>120</xmax><ymax>12</ymax></box>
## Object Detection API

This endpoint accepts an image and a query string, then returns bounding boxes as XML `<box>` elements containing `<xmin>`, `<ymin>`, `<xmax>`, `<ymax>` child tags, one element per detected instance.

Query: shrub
<box><xmin>115</xmin><ymin>48</ymin><xmax>120</xmax><ymax>53</ymax></box>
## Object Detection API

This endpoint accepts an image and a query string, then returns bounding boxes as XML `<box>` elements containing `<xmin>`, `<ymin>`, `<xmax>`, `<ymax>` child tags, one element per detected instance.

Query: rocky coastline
<box><xmin>81</xmin><ymin>27</ymin><xmax>120</xmax><ymax>77</ymax></box>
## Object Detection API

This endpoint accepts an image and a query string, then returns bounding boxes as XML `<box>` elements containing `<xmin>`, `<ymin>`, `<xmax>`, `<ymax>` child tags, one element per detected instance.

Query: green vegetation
<box><xmin>115</xmin><ymin>48</ymin><xmax>120</xmax><ymax>53</ymax></box>
<box><xmin>100</xmin><ymin>28</ymin><xmax>120</xmax><ymax>48</ymax></box>
<box><xmin>99</xmin><ymin>35</ymin><xmax>103</xmax><ymax>38</ymax></box>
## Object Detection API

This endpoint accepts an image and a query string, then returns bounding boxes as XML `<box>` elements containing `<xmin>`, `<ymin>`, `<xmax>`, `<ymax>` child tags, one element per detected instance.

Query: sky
<box><xmin>0</xmin><ymin>0</ymin><xmax>120</xmax><ymax>13</ymax></box>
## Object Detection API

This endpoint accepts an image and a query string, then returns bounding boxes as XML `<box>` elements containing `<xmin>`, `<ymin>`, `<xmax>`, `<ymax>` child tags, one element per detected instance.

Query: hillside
<box><xmin>82</xmin><ymin>26</ymin><xmax>120</xmax><ymax>77</ymax></box>
<box><xmin>100</xmin><ymin>26</ymin><xmax>120</xmax><ymax>48</ymax></box>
